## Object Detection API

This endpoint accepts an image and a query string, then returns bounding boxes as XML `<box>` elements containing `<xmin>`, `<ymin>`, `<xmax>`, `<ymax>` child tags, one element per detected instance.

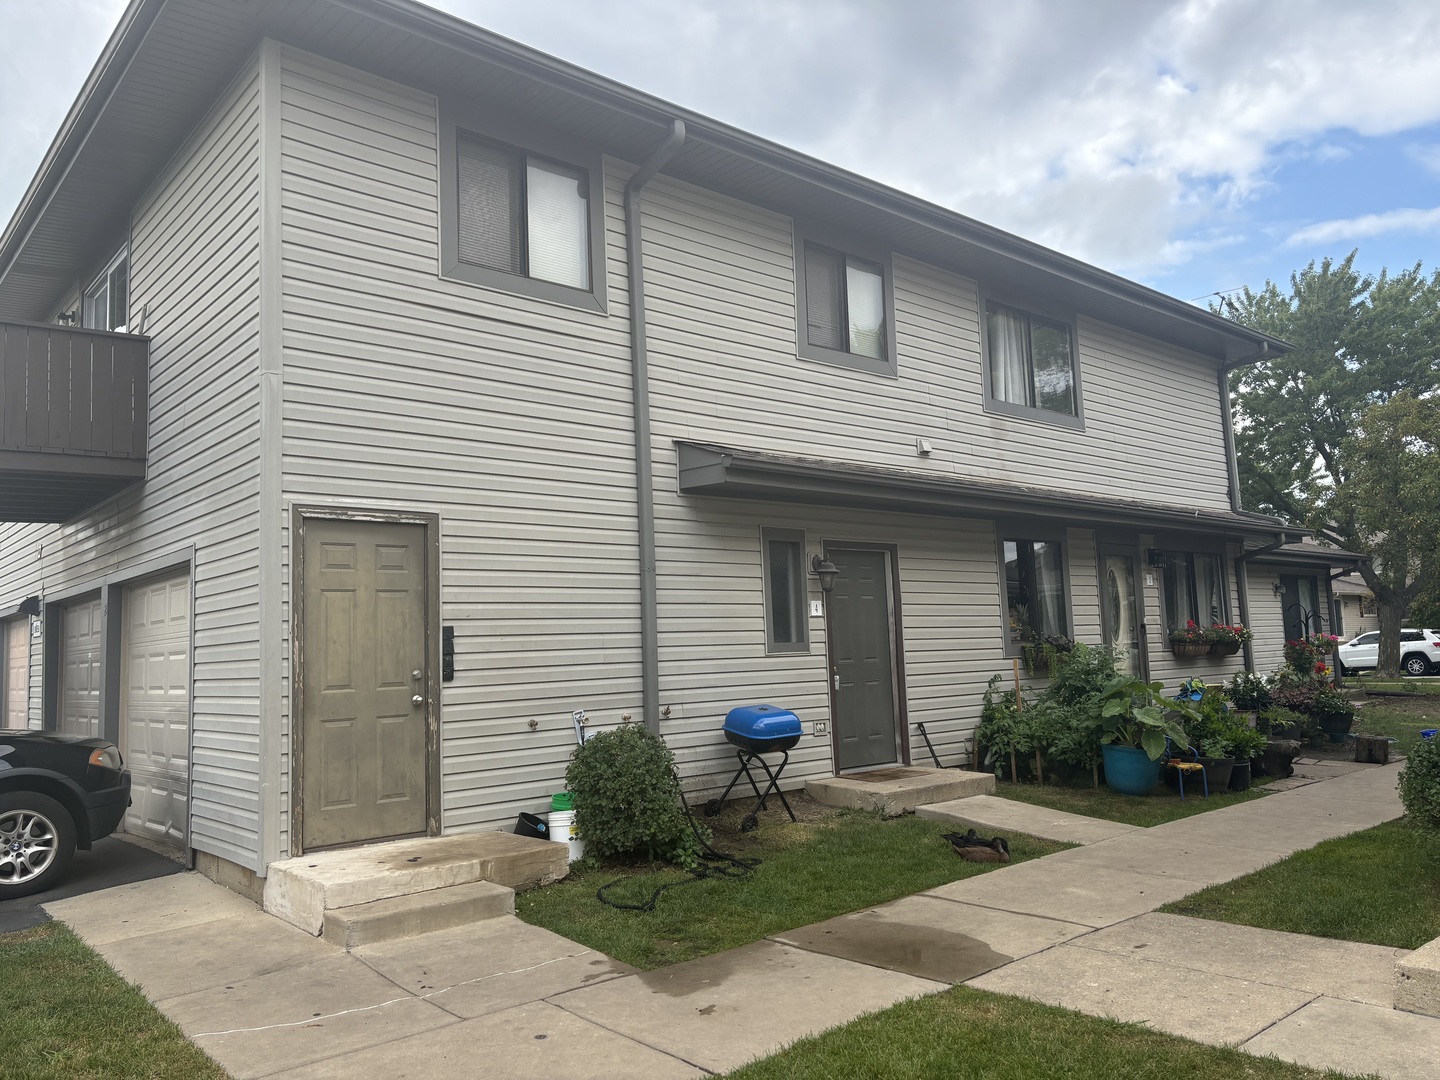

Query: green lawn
<box><xmin>723</xmin><ymin>985</ymin><xmax>1359</xmax><ymax>1080</ymax></box>
<box><xmin>1347</xmin><ymin>675</ymin><xmax>1440</xmax><ymax>696</ymax></box>
<box><xmin>1350</xmin><ymin>697</ymin><xmax>1440</xmax><ymax>755</ymax></box>
<box><xmin>0</xmin><ymin>922</ymin><xmax>228</xmax><ymax>1080</ymax></box>
<box><xmin>992</xmin><ymin>776</ymin><xmax>1274</xmax><ymax>828</ymax></box>
<box><xmin>516</xmin><ymin>808</ymin><xmax>1068</xmax><ymax>970</ymax></box>
<box><xmin>1161</xmin><ymin>820</ymin><xmax>1440</xmax><ymax>950</ymax></box>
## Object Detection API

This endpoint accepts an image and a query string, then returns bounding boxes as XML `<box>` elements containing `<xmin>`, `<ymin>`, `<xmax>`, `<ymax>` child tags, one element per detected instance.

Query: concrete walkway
<box><xmin>41</xmin><ymin>761</ymin><xmax>1440</xmax><ymax>1079</ymax></box>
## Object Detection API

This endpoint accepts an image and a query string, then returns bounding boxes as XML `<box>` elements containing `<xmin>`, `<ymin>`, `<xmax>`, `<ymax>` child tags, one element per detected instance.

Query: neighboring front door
<box><xmin>1100</xmin><ymin>550</ymin><xmax>1144</xmax><ymax>677</ymax></box>
<box><xmin>3</xmin><ymin>618</ymin><xmax>28</xmax><ymax>728</ymax></box>
<box><xmin>301</xmin><ymin>518</ymin><xmax>430</xmax><ymax>850</ymax></box>
<box><xmin>121</xmin><ymin>570</ymin><xmax>191</xmax><ymax>849</ymax></box>
<box><xmin>1279</xmin><ymin>575</ymin><xmax>1321</xmax><ymax>641</ymax></box>
<box><xmin>827</xmin><ymin>547</ymin><xmax>901</xmax><ymax>772</ymax></box>
<box><xmin>59</xmin><ymin>596</ymin><xmax>103</xmax><ymax>737</ymax></box>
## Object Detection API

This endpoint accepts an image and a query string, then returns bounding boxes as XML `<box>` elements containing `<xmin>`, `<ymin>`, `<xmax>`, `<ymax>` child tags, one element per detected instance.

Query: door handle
<box><xmin>411</xmin><ymin>695</ymin><xmax>424</xmax><ymax>706</ymax></box>
<box><xmin>833</xmin><ymin>673</ymin><xmax>840</xmax><ymax>691</ymax></box>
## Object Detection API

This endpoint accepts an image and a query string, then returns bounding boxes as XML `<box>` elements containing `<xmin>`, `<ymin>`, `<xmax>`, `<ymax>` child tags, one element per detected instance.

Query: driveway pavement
<box><xmin>39</xmin><ymin>761</ymin><xmax>1440</xmax><ymax>1079</ymax></box>
<box><xmin>1</xmin><ymin>834</ymin><xmax>182</xmax><ymax>932</ymax></box>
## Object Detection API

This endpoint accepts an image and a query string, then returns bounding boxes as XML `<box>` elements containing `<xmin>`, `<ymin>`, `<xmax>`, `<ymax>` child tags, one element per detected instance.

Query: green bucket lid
<box><xmin>550</xmin><ymin>791</ymin><xmax>575</xmax><ymax>812</ymax></box>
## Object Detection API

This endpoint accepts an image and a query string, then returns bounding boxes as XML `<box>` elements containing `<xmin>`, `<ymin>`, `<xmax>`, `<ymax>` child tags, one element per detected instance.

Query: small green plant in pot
<box><xmin>1094</xmin><ymin>676</ymin><xmax>1193</xmax><ymax>795</ymax></box>
<box><xmin>565</xmin><ymin>722</ymin><xmax>705</xmax><ymax>868</ymax></box>
<box><xmin>1225</xmin><ymin>670</ymin><xmax>1272</xmax><ymax>714</ymax></box>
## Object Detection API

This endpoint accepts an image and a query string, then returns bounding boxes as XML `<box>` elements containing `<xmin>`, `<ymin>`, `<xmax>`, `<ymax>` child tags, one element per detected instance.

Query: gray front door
<box><xmin>301</xmin><ymin>519</ymin><xmax>429</xmax><ymax>850</ymax></box>
<box><xmin>828</xmin><ymin>547</ymin><xmax>900</xmax><ymax>771</ymax></box>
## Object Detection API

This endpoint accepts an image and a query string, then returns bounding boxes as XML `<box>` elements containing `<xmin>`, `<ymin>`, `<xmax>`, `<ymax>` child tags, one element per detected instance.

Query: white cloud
<box><xmin>1405</xmin><ymin>143</ymin><xmax>1440</xmax><ymax>176</ymax></box>
<box><xmin>1287</xmin><ymin>206</ymin><xmax>1440</xmax><ymax>246</ymax></box>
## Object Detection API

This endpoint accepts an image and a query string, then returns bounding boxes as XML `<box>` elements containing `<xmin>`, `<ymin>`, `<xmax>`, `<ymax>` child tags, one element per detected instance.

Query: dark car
<box><xmin>0</xmin><ymin>731</ymin><xmax>131</xmax><ymax>899</ymax></box>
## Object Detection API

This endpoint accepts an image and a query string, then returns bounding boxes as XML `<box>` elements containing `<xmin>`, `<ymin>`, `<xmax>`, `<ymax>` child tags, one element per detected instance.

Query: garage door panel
<box><xmin>122</xmin><ymin>571</ymin><xmax>191</xmax><ymax>850</ymax></box>
<box><xmin>60</xmin><ymin>598</ymin><xmax>102</xmax><ymax>738</ymax></box>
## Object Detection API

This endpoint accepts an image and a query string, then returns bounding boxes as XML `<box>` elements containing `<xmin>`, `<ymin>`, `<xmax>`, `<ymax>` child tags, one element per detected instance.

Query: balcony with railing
<box><xmin>0</xmin><ymin>322</ymin><xmax>147</xmax><ymax>522</ymax></box>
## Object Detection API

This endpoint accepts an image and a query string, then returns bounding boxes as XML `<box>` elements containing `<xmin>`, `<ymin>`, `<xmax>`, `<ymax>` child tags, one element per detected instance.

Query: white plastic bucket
<box><xmin>547</xmin><ymin>809</ymin><xmax>585</xmax><ymax>862</ymax></box>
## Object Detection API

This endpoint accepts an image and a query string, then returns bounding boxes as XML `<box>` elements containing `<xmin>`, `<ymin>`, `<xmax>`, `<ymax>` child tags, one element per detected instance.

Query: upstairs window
<box><xmin>457</xmin><ymin>134</ymin><xmax>590</xmax><ymax>290</ymax></box>
<box><xmin>83</xmin><ymin>249</ymin><xmax>128</xmax><ymax>332</ymax></box>
<box><xmin>1163</xmin><ymin>552</ymin><xmax>1227</xmax><ymax>632</ymax></box>
<box><xmin>984</xmin><ymin>300</ymin><xmax>1080</xmax><ymax>424</ymax></box>
<box><xmin>794</xmin><ymin>226</ymin><xmax>896</xmax><ymax>376</ymax></box>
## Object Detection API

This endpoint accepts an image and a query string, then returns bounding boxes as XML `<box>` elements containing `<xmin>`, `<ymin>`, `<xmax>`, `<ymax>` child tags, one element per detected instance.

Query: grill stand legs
<box><xmin>703</xmin><ymin>748</ymin><xmax>796</xmax><ymax>831</ymax></box>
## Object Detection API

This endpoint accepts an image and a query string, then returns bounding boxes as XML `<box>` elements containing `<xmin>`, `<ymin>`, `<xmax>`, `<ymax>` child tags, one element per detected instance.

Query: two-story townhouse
<box><xmin>0</xmin><ymin>0</ymin><xmax>1308</xmax><ymax>897</ymax></box>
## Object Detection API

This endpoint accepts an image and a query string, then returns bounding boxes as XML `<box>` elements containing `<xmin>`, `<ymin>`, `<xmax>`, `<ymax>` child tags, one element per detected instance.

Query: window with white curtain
<box><xmin>1163</xmin><ymin>552</ymin><xmax>1228</xmax><ymax>631</ymax></box>
<box><xmin>985</xmin><ymin>301</ymin><xmax>1078</xmax><ymax>419</ymax></box>
<box><xmin>457</xmin><ymin>133</ymin><xmax>590</xmax><ymax>290</ymax></box>
<box><xmin>1002</xmin><ymin>537</ymin><xmax>1069</xmax><ymax>648</ymax></box>
<box><xmin>795</xmin><ymin>228</ymin><xmax>895</xmax><ymax>375</ymax></box>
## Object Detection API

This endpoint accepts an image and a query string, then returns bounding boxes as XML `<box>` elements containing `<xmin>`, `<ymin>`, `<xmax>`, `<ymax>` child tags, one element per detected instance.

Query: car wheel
<box><xmin>1335</xmin><ymin>659</ymin><xmax>1348</xmax><ymax>677</ymax></box>
<box><xmin>0</xmin><ymin>792</ymin><xmax>77</xmax><ymax>899</ymax></box>
<box><xmin>1402</xmin><ymin>654</ymin><xmax>1431</xmax><ymax>678</ymax></box>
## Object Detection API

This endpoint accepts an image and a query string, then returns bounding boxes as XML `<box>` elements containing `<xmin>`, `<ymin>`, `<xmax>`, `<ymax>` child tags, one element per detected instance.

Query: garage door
<box><xmin>122</xmin><ymin>571</ymin><xmax>191</xmax><ymax>848</ymax></box>
<box><xmin>60</xmin><ymin>597</ymin><xmax>103</xmax><ymax>738</ymax></box>
<box><xmin>3</xmin><ymin>618</ymin><xmax>27</xmax><ymax>728</ymax></box>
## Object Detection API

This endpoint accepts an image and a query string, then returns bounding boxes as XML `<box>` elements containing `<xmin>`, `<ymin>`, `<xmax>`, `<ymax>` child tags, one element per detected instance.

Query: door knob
<box><xmin>412</xmin><ymin>670</ymin><xmax>423</xmax><ymax>681</ymax></box>
<box><xmin>412</xmin><ymin>695</ymin><xmax>424</xmax><ymax>706</ymax></box>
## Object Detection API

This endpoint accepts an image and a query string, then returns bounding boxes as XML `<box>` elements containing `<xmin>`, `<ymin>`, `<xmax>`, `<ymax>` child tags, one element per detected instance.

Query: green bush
<box><xmin>1399</xmin><ymin>737</ymin><xmax>1440</xmax><ymax>829</ymax></box>
<box><xmin>565</xmin><ymin>723</ymin><xmax>704</xmax><ymax>866</ymax></box>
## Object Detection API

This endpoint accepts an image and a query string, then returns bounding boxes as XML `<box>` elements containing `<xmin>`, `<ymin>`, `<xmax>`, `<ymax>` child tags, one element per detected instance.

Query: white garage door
<box><xmin>60</xmin><ymin>597</ymin><xmax>103</xmax><ymax>738</ymax></box>
<box><xmin>122</xmin><ymin>571</ymin><xmax>191</xmax><ymax>849</ymax></box>
<box><xmin>3</xmin><ymin>618</ymin><xmax>28</xmax><ymax>728</ymax></box>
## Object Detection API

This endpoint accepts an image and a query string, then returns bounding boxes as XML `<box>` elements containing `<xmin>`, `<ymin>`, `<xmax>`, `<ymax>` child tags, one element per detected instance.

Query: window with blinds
<box><xmin>456</xmin><ymin>133</ymin><xmax>590</xmax><ymax>291</ymax></box>
<box><xmin>803</xmin><ymin>242</ymin><xmax>886</xmax><ymax>360</ymax></box>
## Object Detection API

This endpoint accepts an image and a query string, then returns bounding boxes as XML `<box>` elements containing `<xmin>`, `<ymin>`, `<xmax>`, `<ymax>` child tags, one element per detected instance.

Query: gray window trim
<box><xmin>437</xmin><ymin>103</ymin><xmax>608</xmax><ymax>314</ymax></box>
<box><xmin>793</xmin><ymin>220</ymin><xmax>898</xmax><ymax>378</ymax></box>
<box><xmin>978</xmin><ymin>282</ymin><xmax>1085</xmax><ymax>431</ymax></box>
<box><xmin>761</xmin><ymin>527</ymin><xmax>810</xmax><ymax>654</ymax></box>
<box><xmin>993</xmin><ymin>519</ymin><xmax>1073</xmax><ymax>658</ymax></box>
<box><xmin>1158</xmin><ymin>550</ymin><xmax>1231</xmax><ymax>632</ymax></box>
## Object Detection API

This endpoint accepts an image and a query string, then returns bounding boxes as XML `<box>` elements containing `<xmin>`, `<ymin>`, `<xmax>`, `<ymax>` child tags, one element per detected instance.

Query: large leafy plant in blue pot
<box><xmin>1095</xmin><ymin>676</ymin><xmax>1194</xmax><ymax>796</ymax></box>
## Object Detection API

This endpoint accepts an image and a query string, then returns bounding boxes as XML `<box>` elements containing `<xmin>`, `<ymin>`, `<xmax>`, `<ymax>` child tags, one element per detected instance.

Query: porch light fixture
<box><xmin>810</xmin><ymin>554</ymin><xmax>840</xmax><ymax>594</ymax></box>
<box><xmin>16</xmin><ymin>596</ymin><xmax>40</xmax><ymax>618</ymax></box>
<box><xmin>1273</xmin><ymin>582</ymin><xmax>1286</xmax><ymax>597</ymax></box>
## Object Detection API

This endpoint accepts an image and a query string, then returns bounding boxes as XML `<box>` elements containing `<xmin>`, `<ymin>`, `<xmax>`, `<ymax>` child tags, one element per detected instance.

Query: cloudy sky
<box><xmin>3</xmin><ymin>0</ymin><xmax>1439</xmax><ymax>305</ymax></box>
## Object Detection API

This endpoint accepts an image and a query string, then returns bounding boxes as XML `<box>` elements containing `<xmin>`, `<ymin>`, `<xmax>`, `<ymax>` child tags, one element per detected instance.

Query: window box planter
<box><xmin>1210</xmin><ymin>642</ymin><xmax>1242</xmax><ymax>656</ymax></box>
<box><xmin>1171</xmin><ymin>642</ymin><xmax>1210</xmax><ymax>658</ymax></box>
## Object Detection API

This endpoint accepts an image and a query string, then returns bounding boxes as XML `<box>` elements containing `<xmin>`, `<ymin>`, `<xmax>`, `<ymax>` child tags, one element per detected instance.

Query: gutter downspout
<box><xmin>626</xmin><ymin>120</ymin><xmax>686</xmax><ymax>734</ymax></box>
<box><xmin>1234</xmin><ymin>530</ymin><xmax>1300</xmax><ymax>673</ymax></box>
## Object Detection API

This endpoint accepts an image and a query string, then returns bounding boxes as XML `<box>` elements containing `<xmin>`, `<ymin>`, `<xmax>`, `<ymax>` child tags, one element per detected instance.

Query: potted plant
<box><xmin>1311</xmin><ymin>684</ymin><xmax>1356</xmax><ymax>743</ymax></box>
<box><xmin>1204</xmin><ymin>623</ymin><xmax>1252</xmax><ymax>656</ymax></box>
<box><xmin>1185</xmin><ymin>689</ymin><xmax>1237</xmax><ymax>791</ymax></box>
<box><xmin>1226</xmin><ymin>724</ymin><xmax>1267</xmax><ymax>790</ymax></box>
<box><xmin>1094</xmin><ymin>676</ymin><xmax>1193</xmax><ymax>795</ymax></box>
<box><xmin>1013</xmin><ymin>606</ymin><xmax>1075</xmax><ymax>676</ymax></box>
<box><xmin>1225</xmin><ymin>670</ymin><xmax>1272</xmax><ymax>722</ymax></box>
<box><xmin>1168</xmin><ymin>621</ymin><xmax>1210</xmax><ymax>658</ymax></box>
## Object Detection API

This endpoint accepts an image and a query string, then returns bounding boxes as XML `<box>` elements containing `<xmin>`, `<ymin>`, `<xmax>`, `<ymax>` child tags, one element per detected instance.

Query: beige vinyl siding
<box><xmin>1067</xmin><ymin>528</ymin><xmax>1103</xmax><ymax>644</ymax></box>
<box><xmin>275</xmin><ymin>48</ymin><xmax>642</xmax><ymax>842</ymax></box>
<box><xmin>1246</xmin><ymin>566</ymin><xmax>1287</xmax><ymax>676</ymax></box>
<box><xmin>0</xmin><ymin>61</ymin><xmax>264</xmax><ymax>865</ymax></box>
<box><xmin>639</xmin><ymin>176</ymin><xmax>1233</xmax><ymax>511</ymax></box>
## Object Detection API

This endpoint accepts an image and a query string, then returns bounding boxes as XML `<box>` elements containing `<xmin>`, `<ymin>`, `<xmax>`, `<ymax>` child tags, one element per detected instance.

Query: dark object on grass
<box><xmin>1228</xmin><ymin>759</ymin><xmax>1251</xmax><ymax>791</ymax></box>
<box><xmin>943</xmin><ymin>829</ymin><xmax>1010</xmax><ymax>864</ymax></box>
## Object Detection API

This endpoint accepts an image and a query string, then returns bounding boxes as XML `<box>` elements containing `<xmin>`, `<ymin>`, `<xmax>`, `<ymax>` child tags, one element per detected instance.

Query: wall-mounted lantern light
<box><xmin>1272</xmin><ymin>581</ymin><xmax>1287</xmax><ymax>597</ymax></box>
<box><xmin>16</xmin><ymin>596</ymin><xmax>40</xmax><ymax>618</ymax></box>
<box><xmin>810</xmin><ymin>554</ymin><xmax>840</xmax><ymax>594</ymax></box>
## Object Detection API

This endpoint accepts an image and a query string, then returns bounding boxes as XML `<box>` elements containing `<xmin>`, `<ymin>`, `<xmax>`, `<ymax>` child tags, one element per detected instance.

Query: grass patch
<box><xmin>1162</xmin><ymin>819</ymin><xmax>1440</xmax><ymax>949</ymax></box>
<box><xmin>1347</xmin><ymin>676</ymin><xmax>1440</xmax><ymax>696</ymax></box>
<box><xmin>516</xmin><ymin>807</ymin><xmax>1068</xmax><ymax>970</ymax></box>
<box><xmin>722</xmin><ymin>984</ymin><xmax>1357</xmax><ymax>1079</ymax></box>
<box><xmin>1350</xmin><ymin>696</ymin><xmax>1440</xmax><ymax>755</ymax></box>
<box><xmin>0</xmin><ymin>922</ymin><xmax>227</xmax><ymax>1080</ymax></box>
<box><xmin>992</xmin><ymin>776</ymin><xmax>1274</xmax><ymax>828</ymax></box>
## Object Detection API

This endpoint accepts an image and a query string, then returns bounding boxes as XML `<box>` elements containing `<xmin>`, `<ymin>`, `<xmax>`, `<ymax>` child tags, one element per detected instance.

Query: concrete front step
<box><xmin>916</xmin><ymin>794</ymin><xmax>1141</xmax><ymax>845</ymax></box>
<box><xmin>1397</xmin><ymin>935</ymin><xmax>1440</xmax><ymax>1018</ymax></box>
<box><xmin>263</xmin><ymin>832</ymin><xmax>568</xmax><ymax>935</ymax></box>
<box><xmin>322</xmin><ymin>880</ymin><xmax>515</xmax><ymax>950</ymax></box>
<box><xmin>807</xmin><ymin>766</ymin><xmax>995</xmax><ymax>816</ymax></box>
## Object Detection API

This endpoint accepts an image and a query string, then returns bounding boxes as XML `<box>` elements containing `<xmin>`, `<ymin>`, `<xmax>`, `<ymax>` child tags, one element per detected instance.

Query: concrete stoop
<box><xmin>1396</xmin><ymin>936</ymin><xmax>1440</xmax><ymax>1018</ymax></box>
<box><xmin>322</xmin><ymin>880</ymin><xmax>516</xmax><ymax>950</ymax></box>
<box><xmin>808</xmin><ymin>766</ymin><xmax>995</xmax><ymax>816</ymax></box>
<box><xmin>263</xmin><ymin>832</ymin><xmax>568</xmax><ymax>936</ymax></box>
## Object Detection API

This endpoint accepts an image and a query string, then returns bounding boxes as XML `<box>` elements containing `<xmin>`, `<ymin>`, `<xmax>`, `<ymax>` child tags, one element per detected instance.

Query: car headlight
<box><xmin>89</xmin><ymin>745</ymin><xmax>122</xmax><ymax>770</ymax></box>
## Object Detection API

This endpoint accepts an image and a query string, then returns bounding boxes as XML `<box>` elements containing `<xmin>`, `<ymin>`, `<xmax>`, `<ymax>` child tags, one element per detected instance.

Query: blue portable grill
<box><xmin>704</xmin><ymin>705</ymin><xmax>801</xmax><ymax>831</ymax></box>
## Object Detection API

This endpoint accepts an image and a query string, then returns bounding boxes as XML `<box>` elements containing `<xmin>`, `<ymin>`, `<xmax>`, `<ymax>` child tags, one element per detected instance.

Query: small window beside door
<box><xmin>83</xmin><ymin>248</ymin><xmax>129</xmax><ymax>333</ymax></box>
<box><xmin>762</xmin><ymin>529</ymin><xmax>809</xmax><ymax>654</ymax></box>
<box><xmin>1001</xmin><ymin>537</ymin><xmax>1069</xmax><ymax>651</ymax></box>
<box><xmin>794</xmin><ymin>226</ymin><xmax>897</xmax><ymax>376</ymax></box>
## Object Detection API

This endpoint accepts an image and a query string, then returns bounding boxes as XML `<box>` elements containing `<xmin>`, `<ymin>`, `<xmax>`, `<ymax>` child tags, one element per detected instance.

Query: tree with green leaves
<box><xmin>1225</xmin><ymin>252</ymin><xmax>1440</xmax><ymax>674</ymax></box>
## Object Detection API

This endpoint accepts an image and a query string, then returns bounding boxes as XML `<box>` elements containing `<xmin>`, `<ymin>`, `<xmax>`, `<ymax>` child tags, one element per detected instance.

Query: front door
<box><xmin>1100</xmin><ymin>550</ymin><xmax>1144</xmax><ymax>676</ymax></box>
<box><xmin>1279</xmin><ymin>575</ymin><xmax>1321</xmax><ymax>641</ymax></box>
<box><xmin>827</xmin><ymin>547</ymin><xmax>900</xmax><ymax>772</ymax></box>
<box><xmin>300</xmin><ymin>518</ymin><xmax>430</xmax><ymax>851</ymax></box>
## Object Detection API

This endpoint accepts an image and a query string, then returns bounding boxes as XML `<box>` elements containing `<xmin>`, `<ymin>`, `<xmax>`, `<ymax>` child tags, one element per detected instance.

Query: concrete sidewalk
<box><xmin>41</xmin><ymin>760</ymin><xmax>1439</xmax><ymax>1078</ymax></box>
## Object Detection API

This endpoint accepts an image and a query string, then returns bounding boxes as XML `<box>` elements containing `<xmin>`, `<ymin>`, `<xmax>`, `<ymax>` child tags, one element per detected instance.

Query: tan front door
<box><xmin>301</xmin><ymin>518</ymin><xmax>430</xmax><ymax>850</ymax></box>
<box><xmin>3</xmin><ymin>618</ymin><xmax>28</xmax><ymax>728</ymax></box>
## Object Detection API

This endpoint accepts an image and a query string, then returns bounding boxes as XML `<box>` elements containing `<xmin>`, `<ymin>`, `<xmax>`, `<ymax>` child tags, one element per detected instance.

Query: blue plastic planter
<box><xmin>1102</xmin><ymin>743</ymin><xmax>1161</xmax><ymax>796</ymax></box>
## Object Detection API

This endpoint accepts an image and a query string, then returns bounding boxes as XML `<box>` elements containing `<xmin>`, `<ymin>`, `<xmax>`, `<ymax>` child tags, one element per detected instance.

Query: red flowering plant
<box><xmin>1168</xmin><ymin>620</ymin><xmax>1208</xmax><ymax>645</ymax></box>
<box><xmin>1284</xmin><ymin>633</ymin><xmax>1340</xmax><ymax>675</ymax></box>
<box><xmin>1203</xmin><ymin>623</ymin><xmax>1253</xmax><ymax>646</ymax></box>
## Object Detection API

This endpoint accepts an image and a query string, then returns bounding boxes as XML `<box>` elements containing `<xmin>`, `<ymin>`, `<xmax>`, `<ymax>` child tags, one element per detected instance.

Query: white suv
<box><xmin>1336</xmin><ymin>629</ymin><xmax>1440</xmax><ymax>677</ymax></box>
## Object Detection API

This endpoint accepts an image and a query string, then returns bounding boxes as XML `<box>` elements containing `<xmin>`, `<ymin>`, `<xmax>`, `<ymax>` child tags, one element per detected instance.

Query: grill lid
<box><xmin>723</xmin><ymin>704</ymin><xmax>802</xmax><ymax>740</ymax></box>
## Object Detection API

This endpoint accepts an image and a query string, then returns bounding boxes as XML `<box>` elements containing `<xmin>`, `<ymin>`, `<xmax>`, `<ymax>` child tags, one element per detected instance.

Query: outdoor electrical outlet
<box><xmin>813</xmin><ymin>720</ymin><xmax>828</xmax><ymax>735</ymax></box>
